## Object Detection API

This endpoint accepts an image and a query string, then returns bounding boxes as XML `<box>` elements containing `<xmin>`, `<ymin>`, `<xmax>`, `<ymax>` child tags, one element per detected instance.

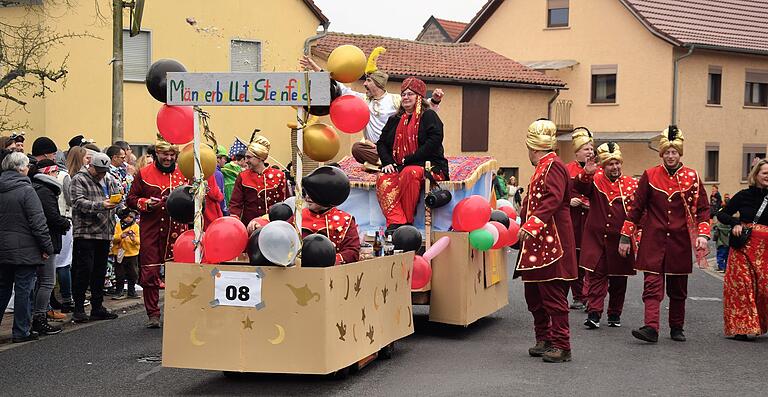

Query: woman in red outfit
<box><xmin>717</xmin><ymin>159</ymin><xmax>768</xmax><ymax>341</ymax></box>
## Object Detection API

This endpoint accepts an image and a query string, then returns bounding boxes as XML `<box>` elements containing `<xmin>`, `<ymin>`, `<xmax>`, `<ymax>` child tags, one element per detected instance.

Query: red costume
<box><xmin>127</xmin><ymin>163</ymin><xmax>188</xmax><ymax>319</ymax></box>
<box><xmin>566</xmin><ymin>160</ymin><xmax>590</xmax><ymax>304</ymax></box>
<box><xmin>574</xmin><ymin>167</ymin><xmax>637</xmax><ymax>318</ymax></box>
<box><xmin>518</xmin><ymin>151</ymin><xmax>578</xmax><ymax>352</ymax></box>
<box><xmin>301</xmin><ymin>207</ymin><xmax>360</xmax><ymax>264</ymax></box>
<box><xmin>621</xmin><ymin>164</ymin><xmax>710</xmax><ymax>332</ymax></box>
<box><xmin>229</xmin><ymin>167</ymin><xmax>287</xmax><ymax>227</ymax></box>
<box><xmin>203</xmin><ymin>174</ymin><xmax>224</xmax><ymax>230</ymax></box>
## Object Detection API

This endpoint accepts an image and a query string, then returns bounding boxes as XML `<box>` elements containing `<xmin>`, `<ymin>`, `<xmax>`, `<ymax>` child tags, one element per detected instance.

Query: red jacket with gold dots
<box><xmin>574</xmin><ymin>169</ymin><xmax>637</xmax><ymax>276</ymax></box>
<box><xmin>301</xmin><ymin>207</ymin><xmax>360</xmax><ymax>264</ymax></box>
<box><xmin>127</xmin><ymin>164</ymin><xmax>189</xmax><ymax>266</ymax></box>
<box><xmin>517</xmin><ymin>152</ymin><xmax>578</xmax><ymax>282</ymax></box>
<box><xmin>229</xmin><ymin>167</ymin><xmax>288</xmax><ymax>227</ymax></box>
<box><xmin>620</xmin><ymin>164</ymin><xmax>710</xmax><ymax>274</ymax></box>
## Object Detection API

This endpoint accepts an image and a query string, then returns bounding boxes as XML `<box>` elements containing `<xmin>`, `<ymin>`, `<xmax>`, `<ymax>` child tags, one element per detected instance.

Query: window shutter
<box><xmin>591</xmin><ymin>64</ymin><xmax>618</xmax><ymax>75</ymax></box>
<box><xmin>123</xmin><ymin>30</ymin><xmax>150</xmax><ymax>82</ymax></box>
<box><xmin>548</xmin><ymin>0</ymin><xmax>569</xmax><ymax>9</ymax></box>
<box><xmin>746</xmin><ymin>70</ymin><xmax>768</xmax><ymax>84</ymax></box>
<box><xmin>461</xmin><ymin>85</ymin><xmax>490</xmax><ymax>152</ymax></box>
<box><xmin>231</xmin><ymin>40</ymin><xmax>261</xmax><ymax>72</ymax></box>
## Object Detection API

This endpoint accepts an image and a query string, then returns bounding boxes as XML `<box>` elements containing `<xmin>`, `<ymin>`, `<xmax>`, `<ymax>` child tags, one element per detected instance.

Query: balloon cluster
<box><xmin>452</xmin><ymin>195</ymin><xmax>520</xmax><ymax>251</ymax></box>
<box><xmin>173</xmin><ymin>217</ymin><xmax>249</xmax><ymax>264</ymax></box>
<box><xmin>147</xmin><ymin>59</ymin><xmax>195</xmax><ymax>145</ymax></box>
<box><xmin>301</xmin><ymin>45</ymin><xmax>372</xmax><ymax>163</ymax></box>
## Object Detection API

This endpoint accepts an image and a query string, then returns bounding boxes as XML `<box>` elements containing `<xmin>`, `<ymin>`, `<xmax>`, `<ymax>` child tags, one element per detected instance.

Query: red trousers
<box><xmin>524</xmin><ymin>280</ymin><xmax>571</xmax><ymax>350</ymax></box>
<box><xmin>642</xmin><ymin>272</ymin><xmax>687</xmax><ymax>331</ymax></box>
<box><xmin>139</xmin><ymin>263</ymin><xmax>162</xmax><ymax>318</ymax></box>
<box><xmin>585</xmin><ymin>271</ymin><xmax>628</xmax><ymax>317</ymax></box>
<box><xmin>376</xmin><ymin>165</ymin><xmax>424</xmax><ymax>226</ymax></box>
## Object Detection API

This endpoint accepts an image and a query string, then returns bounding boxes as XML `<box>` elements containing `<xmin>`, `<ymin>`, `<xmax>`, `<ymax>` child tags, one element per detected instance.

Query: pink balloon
<box><xmin>454</xmin><ymin>195</ymin><xmax>492</xmax><ymax>232</ymax></box>
<box><xmin>411</xmin><ymin>255</ymin><xmax>432</xmax><ymax>290</ymax></box>
<box><xmin>482</xmin><ymin>222</ymin><xmax>499</xmax><ymax>245</ymax></box>
<box><xmin>499</xmin><ymin>206</ymin><xmax>517</xmax><ymax>221</ymax></box>
<box><xmin>156</xmin><ymin>105</ymin><xmax>194</xmax><ymax>144</ymax></box>
<box><xmin>489</xmin><ymin>221</ymin><xmax>509</xmax><ymax>249</ymax></box>
<box><xmin>507</xmin><ymin>221</ymin><xmax>521</xmax><ymax>246</ymax></box>
<box><xmin>330</xmin><ymin>95</ymin><xmax>370</xmax><ymax>133</ymax></box>
<box><xmin>423</xmin><ymin>236</ymin><xmax>451</xmax><ymax>262</ymax></box>
<box><xmin>202</xmin><ymin>216</ymin><xmax>248</xmax><ymax>263</ymax></box>
<box><xmin>173</xmin><ymin>230</ymin><xmax>197</xmax><ymax>263</ymax></box>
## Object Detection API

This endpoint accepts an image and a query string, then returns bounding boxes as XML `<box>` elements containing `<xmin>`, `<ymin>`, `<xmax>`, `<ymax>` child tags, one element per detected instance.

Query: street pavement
<box><xmin>1</xmin><ymin>259</ymin><xmax>766</xmax><ymax>396</ymax></box>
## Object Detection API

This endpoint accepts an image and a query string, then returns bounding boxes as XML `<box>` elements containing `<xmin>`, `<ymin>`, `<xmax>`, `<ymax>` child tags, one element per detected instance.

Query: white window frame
<box><xmin>230</xmin><ymin>39</ymin><xmax>262</xmax><ymax>73</ymax></box>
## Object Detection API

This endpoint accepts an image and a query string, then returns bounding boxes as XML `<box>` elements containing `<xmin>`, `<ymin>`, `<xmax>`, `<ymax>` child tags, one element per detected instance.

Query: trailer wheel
<box><xmin>379</xmin><ymin>342</ymin><xmax>395</xmax><ymax>360</ymax></box>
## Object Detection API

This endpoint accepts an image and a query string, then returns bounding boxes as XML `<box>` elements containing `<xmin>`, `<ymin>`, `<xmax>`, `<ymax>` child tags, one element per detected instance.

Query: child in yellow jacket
<box><xmin>112</xmin><ymin>208</ymin><xmax>140</xmax><ymax>299</ymax></box>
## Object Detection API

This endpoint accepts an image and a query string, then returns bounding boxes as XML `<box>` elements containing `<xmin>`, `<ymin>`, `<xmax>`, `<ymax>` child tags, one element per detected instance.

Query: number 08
<box><xmin>225</xmin><ymin>285</ymin><xmax>250</xmax><ymax>301</ymax></box>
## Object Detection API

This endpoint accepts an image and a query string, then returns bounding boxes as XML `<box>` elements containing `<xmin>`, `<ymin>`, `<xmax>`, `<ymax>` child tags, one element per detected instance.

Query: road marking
<box><xmin>689</xmin><ymin>297</ymin><xmax>722</xmax><ymax>301</ymax></box>
<box><xmin>137</xmin><ymin>364</ymin><xmax>163</xmax><ymax>380</ymax></box>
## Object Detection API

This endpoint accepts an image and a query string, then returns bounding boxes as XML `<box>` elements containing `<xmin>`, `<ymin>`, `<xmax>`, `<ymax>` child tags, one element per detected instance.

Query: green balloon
<box><xmin>469</xmin><ymin>229</ymin><xmax>494</xmax><ymax>251</ymax></box>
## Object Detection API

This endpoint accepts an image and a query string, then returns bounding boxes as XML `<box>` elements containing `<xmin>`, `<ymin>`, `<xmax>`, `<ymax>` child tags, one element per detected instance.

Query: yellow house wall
<box><xmin>5</xmin><ymin>0</ymin><xmax>323</xmax><ymax>165</ymax></box>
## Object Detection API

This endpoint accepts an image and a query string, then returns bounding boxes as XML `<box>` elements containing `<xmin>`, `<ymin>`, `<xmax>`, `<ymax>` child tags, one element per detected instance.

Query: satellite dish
<box><xmin>129</xmin><ymin>0</ymin><xmax>145</xmax><ymax>37</ymax></box>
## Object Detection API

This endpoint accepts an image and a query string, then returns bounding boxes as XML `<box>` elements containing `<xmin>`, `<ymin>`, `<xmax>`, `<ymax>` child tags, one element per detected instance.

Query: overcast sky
<box><xmin>312</xmin><ymin>0</ymin><xmax>488</xmax><ymax>39</ymax></box>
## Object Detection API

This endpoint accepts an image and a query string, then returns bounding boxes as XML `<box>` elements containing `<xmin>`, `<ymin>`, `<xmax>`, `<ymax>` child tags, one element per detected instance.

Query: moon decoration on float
<box><xmin>189</xmin><ymin>323</ymin><xmax>205</xmax><ymax>346</ymax></box>
<box><xmin>268</xmin><ymin>323</ymin><xmax>286</xmax><ymax>345</ymax></box>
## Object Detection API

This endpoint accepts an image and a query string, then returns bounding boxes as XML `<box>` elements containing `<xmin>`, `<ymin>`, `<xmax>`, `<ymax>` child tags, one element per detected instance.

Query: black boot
<box><xmin>632</xmin><ymin>326</ymin><xmax>659</xmax><ymax>343</ymax></box>
<box><xmin>32</xmin><ymin>314</ymin><xmax>62</xmax><ymax>336</ymax></box>
<box><xmin>670</xmin><ymin>327</ymin><xmax>686</xmax><ymax>342</ymax></box>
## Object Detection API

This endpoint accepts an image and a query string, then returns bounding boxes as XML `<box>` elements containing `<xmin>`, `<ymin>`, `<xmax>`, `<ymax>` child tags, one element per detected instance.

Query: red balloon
<box><xmin>156</xmin><ymin>105</ymin><xmax>194</xmax><ymax>144</ymax></box>
<box><xmin>490</xmin><ymin>221</ymin><xmax>509</xmax><ymax>249</ymax></box>
<box><xmin>202</xmin><ymin>216</ymin><xmax>248</xmax><ymax>263</ymax></box>
<box><xmin>329</xmin><ymin>95</ymin><xmax>370</xmax><ymax>134</ymax></box>
<box><xmin>451</xmin><ymin>199</ymin><xmax>468</xmax><ymax>231</ymax></box>
<box><xmin>454</xmin><ymin>195</ymin><xmax>492</xmax><ymax>232</ymax></box>
<box><xmin>507</xmin><ymin>221</ymin><xmax>521</xmax><ymax>246</ymax></box>
<box><xmin>411</xmin><ymin>255</ymin><xmax>432</xmax><ymax>290</ymax></box>
<box><xmin>173</xmin><ymin>230</ymin><xmax>197</xmax><ymax>263</ymax></box>
<box><xmin>499</xmin><ymin>206</ymin><xmax>517</xmax><ymax>220</ymax></box>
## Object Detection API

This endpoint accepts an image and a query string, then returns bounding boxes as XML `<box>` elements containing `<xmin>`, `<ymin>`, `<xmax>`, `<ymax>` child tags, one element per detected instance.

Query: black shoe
<box><xmin>733</xmin><ymin>334</ymin><xmax>755</xmax><ymax>341</ymax></box>
<box><xmin>90</xmin><ymin>308</ymin><xmax>118</xmax><ymax>321</ymax></box>
<box><xmin>12</xmin><ymin>331</ymin><xmax>39</xmax><ymax>343</ymax></box>
<box><xmin>528</xmin><ymin>340</ymin><xmax>552</xmax><ymax>357</ymax></box>
<box><xmin>542</xmin><ymin>348</ymin><xmax>572</xmax><ymax>363</ymax></box>
<box><xmin>569</xmin><ymin>300</ymin><xmax>586</xmax><ymax>310</ymax></box>
<box><xmin>607</xmin><ymin>314</ymin><xmax>621</xmax><ymax>327</ymax></box>
<box><xmin>61</xmin><ymin>302</ymin><xmax>74</xmax><ymax>314</ymax></box>
<box><xmin>632</xmin><ymin>326</ymin><xmax>659</xmax><ymax>343</ymax></box>
<box><xmin>584</xmin><ymin>312</ymin><xmax>600</xmax><ymax>329</ymax></box>
<box><xmin>32</xmin><ymin>315</ymin><xmax>62</xmax><ymax>336</ymax></box>
<box><xmin>72</xmin><ymin>311</ymin><xmax>90</xmax><ymax>323</ymax></box>
<box><xmin>670</xmin><ymin>327</ymin><xmax>686</xmax><ymax>342</ymax></box>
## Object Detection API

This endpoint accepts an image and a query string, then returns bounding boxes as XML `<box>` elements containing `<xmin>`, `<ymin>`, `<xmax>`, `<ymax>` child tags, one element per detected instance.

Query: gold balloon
<box><xmin>303</xmin><ymin>123</ymin><xmax>340</xmax><ymax>162</ymax></box>
<box><xmin>178</xmin><ymin>143</ymin><xmax>217</xmax><ymax>180</ymax></box>
<box><xmin>327</xmin><ymin>45</ymin><xmax>367</xmax><ymax>83</ymax></box>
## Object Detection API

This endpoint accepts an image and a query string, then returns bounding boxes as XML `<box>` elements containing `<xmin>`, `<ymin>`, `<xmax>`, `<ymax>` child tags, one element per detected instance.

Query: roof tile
<box><xmin>434</xmin><ymin>18</ymin><xmax>468</xmax><ymax>41</ymax></box>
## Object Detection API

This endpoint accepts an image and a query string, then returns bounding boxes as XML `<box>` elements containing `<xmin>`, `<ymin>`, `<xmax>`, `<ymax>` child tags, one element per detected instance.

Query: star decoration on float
<box><xmin>242</xmin><ymin>315</ymin><xmax>254</xmax><ymax>330</ymax></box>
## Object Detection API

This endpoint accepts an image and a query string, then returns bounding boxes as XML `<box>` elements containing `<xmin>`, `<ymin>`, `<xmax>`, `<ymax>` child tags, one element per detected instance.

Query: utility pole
<box><xmin>111</xmin><ymin>0</ymin><xmax>124</xmax><ymax>143</ymax></box>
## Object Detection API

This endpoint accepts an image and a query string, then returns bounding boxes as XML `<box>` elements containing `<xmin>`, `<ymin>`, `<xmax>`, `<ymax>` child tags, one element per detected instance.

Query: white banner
<box><xmin>166</xmin><ymin>72</ymin><xmax>331</xmax><ymax>106</ymax></box>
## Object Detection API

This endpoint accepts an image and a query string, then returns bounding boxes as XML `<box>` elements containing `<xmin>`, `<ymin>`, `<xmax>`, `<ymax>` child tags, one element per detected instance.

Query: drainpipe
<box><xmin>547</xmin><ymin>88</ymin><xmax>560</xmax><ymax>120</ymax></box>
<box><xmin>304</xmin><ymin>22</ymin><xmax>329</xmax><ymax>56</ymax></box>
<box><xmin>671</xmin><ymin>45</ymin><xmax>695</xmax><ymax>125</ymax></box>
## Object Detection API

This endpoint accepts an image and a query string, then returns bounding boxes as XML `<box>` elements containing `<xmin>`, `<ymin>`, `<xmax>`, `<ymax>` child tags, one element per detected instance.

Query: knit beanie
<box><xmin>32</xmin><ymin>137</ymin><xmax>58</xmax><ymax>156</ymax></box>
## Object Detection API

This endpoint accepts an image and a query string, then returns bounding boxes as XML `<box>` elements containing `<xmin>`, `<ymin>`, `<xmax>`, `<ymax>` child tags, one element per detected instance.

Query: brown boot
<box><xmin>542</xmin><ymin>348</ymin><xmax>572</xmax><ymax>363</ymax></box>
<box><xmin>528</xmin><ymin>340</ymin><xmax>552</xmax><ymax>357</ymax></box>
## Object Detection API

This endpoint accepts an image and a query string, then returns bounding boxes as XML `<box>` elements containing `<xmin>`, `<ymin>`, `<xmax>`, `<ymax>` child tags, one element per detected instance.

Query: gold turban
<box><xmin>596</xmin><ymin>141</ymin><xmax>622</xmax><ymax>165</ymax></box>
<box><xmin>658</xmin><ymin>125</ymin><xmax>684</xmax><ymax>156</ymax></box>
<box><xmin>155</xmin><ymin>136</ymin><xmax>179</xmax><ymax>153</ymax></box>
<box><xmin>571</xmin><ymin>127</ymin><xmax>594</xmax><ymax>152</ymax></box>
<box><xmin>248</xmin><ymin>135</ymin><xmax>271</xmax><ymax>161</ymax></box>
<box><xmin>526</xmin><ymin>119</ymin><xmax>558</xmax><ymax>151</ymax></box>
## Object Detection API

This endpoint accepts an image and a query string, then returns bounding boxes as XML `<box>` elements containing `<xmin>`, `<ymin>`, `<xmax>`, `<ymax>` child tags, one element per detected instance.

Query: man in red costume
<box><xmin>516</xmin><ymin>119</ymin><xmax>578</xmax><ymax>363</ymax></box>
<box><xmin>619</xmin><ymin>126</ymin><xmax>710</xmax><ymax>343</ymax></box>
<box><xmin>574</xmin><ymin>142</ymin><xmax>637</xmax><ymax>329</ymax></box>
<box><xmin>127</xmin><ymin>139</ymin><xmax>188</xmax><ymax>328</ymax></box>
<box><xmin>230</xmin><ymin>135</ymin><xmax>288</xmax><ymax>227</ymax></box>
<box><xmin>565</xmin><ymin>127</ymin><xmax>594</xmax><ymax>310</ymax></box>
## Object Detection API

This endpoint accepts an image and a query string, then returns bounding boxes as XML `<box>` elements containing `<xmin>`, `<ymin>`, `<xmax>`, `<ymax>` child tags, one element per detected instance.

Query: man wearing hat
<box><xmin>573</xmin><ymin>142</ymin><xmax>638</xmax><ymax>330</ymax></box>
<box><xmin>127</xmin><ymin>139</ymin><xmax>189</xmax><ymax>328</ymax></box>
<box><xmin>229</xmin><ymin>135</ymin><xmax>288</xmax><ymax>227</ymax></box>
<box><xmin>70</xmin><ymin>151</ymin><xmax>120</xmax><ymax>322</ymax></box>
<box><xmin>213</xmin><ymin>145</ymin><xmax>229</xmax><ymax>215</ymax></box>
<box><xmin>565</xmin><ymin>128</ymin><xmax>595</xmax><ymax>310</ymax></box>
<box><xmin>7</xmin><ymin>131</ymin><xmax>25</xmax><ymax>153</ymax></box>
<box><xmin>516</xmin><ymin>119</ymin><xmax>578</xmax><ymax>363</ymax></box>
<box><xmin>619</xmin><ymin>126</ymin><xmax>710</xmax><ymax>343</ymax></box>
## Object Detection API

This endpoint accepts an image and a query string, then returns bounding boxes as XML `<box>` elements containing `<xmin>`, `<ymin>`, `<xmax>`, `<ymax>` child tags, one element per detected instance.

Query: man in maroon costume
<box><xmin>619</xmin><ymin>126</ymin><xmax>710</xmax><ymax>343</ymax></box>
<box><xmin>565</xmin><ymin>127</ymin><xmax>594</xmax><ymax>310</ymax></box>
<box><xmin>127</xmin><ymin>140</ymin><xmax>188</xmax><ymax>328</ymax></box>
<box><xmin>516</xmin><ymin>119</ymin><xmax>578</xmax><ymax>363</ymax></box>
<box><xmin>230</xmin><ymin>135</ymin><xmax>288</xmax><ymax>227</ymax></box>
<box><xmin>574</xmin><ymin>142</ymin><xmax>637</xmax><ymax>329</ymax></box>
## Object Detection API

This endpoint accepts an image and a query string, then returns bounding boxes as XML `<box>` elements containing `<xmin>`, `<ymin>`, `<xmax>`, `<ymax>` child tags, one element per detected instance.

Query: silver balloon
<box><xmin>257</xmin><ymin>220</ymin><xmax>300</xmax><ymax>266</ymax></box>
<box><xmin>283</xmin><ymin>196</ymin><xmax>297</xmax><ymax>213</ymax></box>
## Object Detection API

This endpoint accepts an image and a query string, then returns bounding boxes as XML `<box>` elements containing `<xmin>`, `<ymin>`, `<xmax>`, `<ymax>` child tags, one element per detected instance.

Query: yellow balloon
<box><xmin>327</xmin><ymin>45</ymin><xmax>366</xmax><ymax>83</ymax></box>
<box><xmin>178</xmin><ymin>143</ymin><xmax>217</xmax><ymax>180</ymax></box>
<box><xmin>303</xmin><ymin>123</ymin><xmax>340</xmax><ymax>162</ymax></box>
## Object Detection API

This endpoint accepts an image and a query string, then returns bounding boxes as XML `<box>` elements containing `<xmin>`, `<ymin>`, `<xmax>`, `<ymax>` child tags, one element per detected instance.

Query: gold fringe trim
<box><xmin>347</xmin><ymin>158</ymin><xmax>498</xmax><ymax>191</ymax></box>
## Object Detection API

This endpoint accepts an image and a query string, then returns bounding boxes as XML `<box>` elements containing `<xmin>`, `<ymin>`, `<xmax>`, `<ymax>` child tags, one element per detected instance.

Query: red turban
<box><xmin>401</xmin><ymin>77</ymin><xmax>426</xmax><ymax>98</ymax></box>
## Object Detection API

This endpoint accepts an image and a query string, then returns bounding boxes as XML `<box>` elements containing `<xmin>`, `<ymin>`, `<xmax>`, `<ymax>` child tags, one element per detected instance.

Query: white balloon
<box><xmin>482</xmin><ymin>222</ymin><xmax>499</xmax><ymax>245</ymax></box>
<box><xmin>283</xmin><ymin>196</ymin><xmax>297</xmax><ymax>213</ymax></box>
<box><xmin>258</xmin><ymin>220</ymin><xmax>300</xmax><ymax>266</ymax></box>
<box><xmin>496</xmin><ymin>199</ymin><xmax>513</xmax><ymax>209</ymax></box>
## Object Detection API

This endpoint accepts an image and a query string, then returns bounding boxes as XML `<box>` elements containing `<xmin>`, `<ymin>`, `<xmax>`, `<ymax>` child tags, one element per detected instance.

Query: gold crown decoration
<box><xmin>155</xmin><ymin>134</ymin><xmax>179</xmax><ymax>153</ymax></box>
<box><xmin>526</xmin><ymin>118</ymin><xmax>558</xmax><ymax>151</ymax></box>
<box><xmin>596</xmin><ymin>141</ymin><xmax>623</xmax><ymax>165</ymax></box>
<box><xmin>571</xmin><ymin>126</ymin><xmax>594</xmax><ymax>152</ymax></box>
<box><xmin>658</xmin><ymin>125</ymin><xmax>685</xmax><ymax>156</ymax></box>
<box><xmin>248</xmin><ymin>135</ymin><xmax>271</xmax><ymax>161</ymax></box>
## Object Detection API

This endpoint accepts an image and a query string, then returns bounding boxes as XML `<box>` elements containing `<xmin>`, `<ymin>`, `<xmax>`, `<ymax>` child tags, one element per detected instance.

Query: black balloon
<box><xmin>393</xmin><ymin>225</ymin><xmax>422</xmax><ymax>252</ymax></box>
<box><xmin>302</xmin><ymin>166</ymin><xmax>350</xmax><ymax>207</ymax></box>
<box><xmin>166</xmin><ymin>185</ymin><xmax>194</xmax><ymax>224</ymax></box>
<box><xmin>268</xmin><ymin>203</ymin><xmax>293</xmax><ymax>222</ymax></box>
<box><xmin>300</xmin><ymin>234</ymin><xmax>337</xmax><ymax>268</ymax></box>
<box><xmin>304</xmin><ymin>79</ymin><xmax>341</xmax><ymax>116</ymax></box>
<box><xmin>146</xmin><ymin>59</ymin><xmax>187</xmax><ymax>103</ymax></box>
<box><xmin>490</xmin><ymin>209</ymin><xmax>510</xmax><ymax>228</ymax></box>
<box><xmin>246</xmin><ymin>229</ymin><xmax>273</xmax><ymax>266</ymax></box>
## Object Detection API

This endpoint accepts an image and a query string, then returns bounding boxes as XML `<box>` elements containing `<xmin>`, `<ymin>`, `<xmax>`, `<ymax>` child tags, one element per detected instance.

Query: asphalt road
<box><xmin>1</xmin><ymin>262</ymin><xmax>765</xmax><ymax>396</ymax></box>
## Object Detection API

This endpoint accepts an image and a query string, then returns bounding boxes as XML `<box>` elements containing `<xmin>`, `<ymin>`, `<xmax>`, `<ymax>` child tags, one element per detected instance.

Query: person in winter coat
<box><xmin>30</xmin><ymin>159</ymin><xmax>71</xmax><ymax>335</ymax></box>
<box><xmin>0</xmin><ymin>152</ymin><xmax>54</xmax><ymax>343</ymax></box>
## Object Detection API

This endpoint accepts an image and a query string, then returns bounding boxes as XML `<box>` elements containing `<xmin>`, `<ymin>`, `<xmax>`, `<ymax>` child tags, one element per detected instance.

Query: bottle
<box><xmin>373</xmin><ymin>231</ymin><xmax>382</xmax><ymax>257</ymax></box>
<box><xmin>384</xmin><ymin>235</ymin><xmax>395</xmax><ymax>256</ymax></box>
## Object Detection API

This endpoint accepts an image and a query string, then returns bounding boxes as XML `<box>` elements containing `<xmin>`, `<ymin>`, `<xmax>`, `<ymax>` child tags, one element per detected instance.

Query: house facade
<box><xmin>459</xmin><ymin>0</ymin><xmax>768</xmax><ymax>195</ymax></box>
